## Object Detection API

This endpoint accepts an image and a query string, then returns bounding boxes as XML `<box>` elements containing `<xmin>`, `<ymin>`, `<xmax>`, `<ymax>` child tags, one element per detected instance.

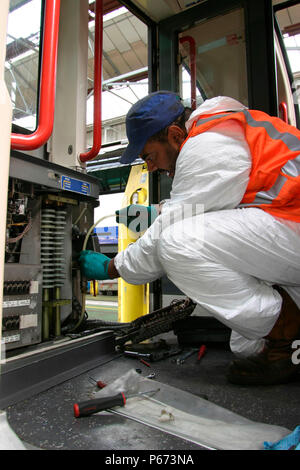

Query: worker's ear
<box><xmin>167</xmin><ymin>125</ymin><xmax>186</xmax><ymax>151</ymax></box>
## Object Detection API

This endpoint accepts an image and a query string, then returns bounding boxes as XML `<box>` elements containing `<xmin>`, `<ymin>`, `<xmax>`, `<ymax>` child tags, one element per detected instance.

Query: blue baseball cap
<box><xmin>121</xmin><ymin>91</ymin><xmax>184</xmax><ymax>164</ymax></box>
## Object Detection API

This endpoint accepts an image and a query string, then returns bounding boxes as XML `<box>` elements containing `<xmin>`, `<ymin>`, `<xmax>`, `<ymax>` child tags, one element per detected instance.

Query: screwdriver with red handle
<box><xmin>73</xmin><ymin>389</ymin><xmax>159</xmax><ymax>418</ymax></box>
<box><xmin>197</xmin><ymin>345</ymin><xmax>207</xmax><ymax>361</ymax></box>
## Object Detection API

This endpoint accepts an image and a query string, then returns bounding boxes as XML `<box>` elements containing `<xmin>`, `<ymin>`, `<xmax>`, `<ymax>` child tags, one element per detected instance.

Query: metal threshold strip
<box><xmin>94</xmin><ymin>371</ymin><xmax>291</xmax><ymax>451</ymax></box>
<box><xmin>0</xmin><ymin>331</ymin><xmax>115</xmax><ymax>409</ymax></box>
<box><xmin>108</xmin><ymin>406</ymin><xmax>215</xmax><ymax>450</ymax></box>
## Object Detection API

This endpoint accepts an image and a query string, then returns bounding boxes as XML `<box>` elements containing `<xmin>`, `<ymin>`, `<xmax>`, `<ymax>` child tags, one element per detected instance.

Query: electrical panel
<box><xmin>2</xmin><ymin>264</ymin><xmax>42</xmax><ymax>350</ymax></box>
<box><xmin>2</xmin><ymin>153</ymin><xmax>100</xmax><ymax>353</ymax></box>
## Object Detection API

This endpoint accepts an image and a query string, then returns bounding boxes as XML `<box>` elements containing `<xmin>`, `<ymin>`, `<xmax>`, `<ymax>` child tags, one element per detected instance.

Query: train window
<box><xmin>275</xmin><ymin>32</ymin><xmax>298</xmax><ymax>126</ymax></box>
<box><xmin>86</xmin><ymin>4</ymin><xmax>149</xmax><ymax>146</ymax></box>
<box><xmin>274</xmin><ymin>4</ymin><xmax>300</xmax><ymax>125</ymax></box>
<box><xmin>180</xmin><ymin>60</ymin><xmax>203</xmax><ymax>110</ymax></box>
<box><xmin>5</xmin><ymin>0</ymin><xmax>43</xmax><ymax>131</ymax></box>
<box><xmin>179</xmin><ymin>8</ymin><xmax>248</xmax><ymax>107</ymax></box>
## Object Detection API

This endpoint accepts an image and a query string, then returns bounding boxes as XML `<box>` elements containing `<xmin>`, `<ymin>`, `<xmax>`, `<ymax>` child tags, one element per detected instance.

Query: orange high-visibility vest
<box><xmin>185</xmin><ymin>109</ymin><xmax>300</xmax><ymax>222</ymax></box>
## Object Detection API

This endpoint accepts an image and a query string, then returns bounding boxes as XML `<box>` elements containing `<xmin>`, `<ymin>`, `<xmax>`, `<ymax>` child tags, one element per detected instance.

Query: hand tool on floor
<box><xmin>176</xmin><ymin>348</ymin><xmax>198</xmax><ymax>365</ymax></box>
<box><xmin>88</xmin><ymin>377</ymin><xmax>107</xmax><ymax>389</ymax></box>
<box><xmin>146</xmin><ymin>372</ymin><xmax>156</xmax><ymax>379</ymax></box>
<box><xmin>197</xmin><ymin>345</ymin><xmax>207</xmax><ymax>361</ymax></box>
<box><xmin>73</xmin><ymin>388</ymin><xmax>160</xmax><ymax>418</ymax></box>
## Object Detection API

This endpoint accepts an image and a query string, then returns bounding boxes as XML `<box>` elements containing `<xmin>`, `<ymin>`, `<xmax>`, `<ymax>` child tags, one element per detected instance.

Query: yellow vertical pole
<box><xmin>118</xmin><ymin>164</ymin><xmax>149</xmax><ymax>322</ymax></box>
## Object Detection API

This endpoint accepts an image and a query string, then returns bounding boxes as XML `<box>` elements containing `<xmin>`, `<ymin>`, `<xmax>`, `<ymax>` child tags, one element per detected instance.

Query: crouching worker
<box><xmin>79</xmin><ymin>91</ymin><xmax>300</xmax><ymax>386</ymax></box>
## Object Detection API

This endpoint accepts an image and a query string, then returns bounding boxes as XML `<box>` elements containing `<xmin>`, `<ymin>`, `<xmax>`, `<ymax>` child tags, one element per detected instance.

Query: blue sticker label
<box><xmin>61</xmin><ymin>176</ymin><xmax>91</xmax><ymax>195</ymax></box>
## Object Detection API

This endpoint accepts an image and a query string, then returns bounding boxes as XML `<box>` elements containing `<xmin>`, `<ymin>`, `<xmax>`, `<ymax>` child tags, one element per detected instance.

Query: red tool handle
<box><xmin>73</xmin><ymin>392</ymin><xmax>126</xmax><ymax>418</ymax></box>
<box><xmin>198</xmin><ymin>345</ymin><xmax>206</xmax><ymax>361</ymax></box>
<box><xmin>96</xmin><ymin>380</ymin><xmax>107</xmax><ymax>389</ymax></box>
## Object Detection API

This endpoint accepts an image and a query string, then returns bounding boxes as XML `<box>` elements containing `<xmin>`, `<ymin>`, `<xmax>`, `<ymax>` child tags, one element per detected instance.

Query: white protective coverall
<box><xmin>114</xmin><ymin>96</ymin><xmax>300</xmax><ymax>356</ymax></box>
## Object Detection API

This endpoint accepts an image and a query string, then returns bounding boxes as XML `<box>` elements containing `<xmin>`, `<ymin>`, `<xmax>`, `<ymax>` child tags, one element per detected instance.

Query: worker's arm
<box><xmin>108</xmin><ymin>258</ymin><xmax>120</xmax><ymax>279</ymax></box>
<box><xmin>79</xmin><ymin>216</ymin><xmax>164</xmax><ymax>284</ymax></box>
<box><xmin>113</xmin><ymin>214</ymin><xmax>165</xmax><ymax>284</ymax></box>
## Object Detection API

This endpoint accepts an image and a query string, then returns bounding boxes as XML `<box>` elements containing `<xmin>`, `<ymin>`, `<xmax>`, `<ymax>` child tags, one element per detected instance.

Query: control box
<box><xmin>2</xmin><ymin>264</ymin><xmax>42</xmax><ymax>351</ymax></box>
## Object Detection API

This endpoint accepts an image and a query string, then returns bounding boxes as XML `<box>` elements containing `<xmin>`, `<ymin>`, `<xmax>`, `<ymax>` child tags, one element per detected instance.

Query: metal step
<box><xmin>0</xmin><ymin>331</ymin><xmax>115</xmax><ymax>409</ymax></box>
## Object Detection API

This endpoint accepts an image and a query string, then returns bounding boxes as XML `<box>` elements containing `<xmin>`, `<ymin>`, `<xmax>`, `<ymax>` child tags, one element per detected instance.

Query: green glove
<box><xmin>79</xmin><ymin>250</ymin><xmax>111</xmax><ymax>280</ymax></box>
<box><xmin>115</xmin><ymin>204</ymin><xmax>157</xmax><ymax>233</ymax></box>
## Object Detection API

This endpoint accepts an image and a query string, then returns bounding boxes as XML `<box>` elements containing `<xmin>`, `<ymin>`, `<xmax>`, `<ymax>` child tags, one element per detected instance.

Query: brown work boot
<box><xmin>227</xmin><ymin>287</ymin><xmax>300</xmax><ymax>386</ymax></box>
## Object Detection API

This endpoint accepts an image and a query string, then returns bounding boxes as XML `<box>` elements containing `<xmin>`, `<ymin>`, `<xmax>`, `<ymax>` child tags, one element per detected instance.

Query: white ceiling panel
<box><xmin>128</xmin><ymin>15</ymin><xmax>148</xmax><ymax>44</ymax></box>
<box><xmin>103</xmin><ymin>30</ymin><xmax>116</xmax><ymax>52</ymax></box>
<box><xmin>105</xmin><ymin>24</ymin><xmax>131</xmax><ymax>53</ymax></box>
<box><xmin>117</xmin><ymin>17</ymin><xmax>141</xmax><ymax>43</ymax></box>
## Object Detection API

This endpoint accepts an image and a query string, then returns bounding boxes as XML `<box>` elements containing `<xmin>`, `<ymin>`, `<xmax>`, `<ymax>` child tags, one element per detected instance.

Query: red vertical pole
<box><xmin>11</xmin><ymin>0</ymin><xmax>61</xmax><ymax>150</ymax></box>
<box><xmin>180</xmin><ymin>36</ymin><xmax>197</xmax><ymax>110</ymax></box>
<box><xmin>79</xmin><ymin>0</ymin><xmax>103</xmax><ymax>163</ymax></box>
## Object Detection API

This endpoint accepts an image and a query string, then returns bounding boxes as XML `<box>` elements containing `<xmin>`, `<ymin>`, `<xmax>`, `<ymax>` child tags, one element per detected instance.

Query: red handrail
<box><xmin>180</xmin><ymin>36</ymin><xmax>197</xmax><ymax>110</ymax></box>
<box><xmin>79</xmin><ymin>0</ymin><xmax>103</xmax><ymax>163</ymax></box>
<box><xmin>279</xmin><ymin>101</ymin><xmax>288</xmax><ymax>124</ymax></box>
<box><xmin>11</xmin><ymin>0</ymin><xmax>60</xmax><ymax>150</ymax></box>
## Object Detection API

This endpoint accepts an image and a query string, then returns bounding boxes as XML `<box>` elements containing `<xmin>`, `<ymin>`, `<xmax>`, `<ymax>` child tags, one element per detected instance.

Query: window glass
<box><xmin>179</xmin><ymin>8</ymin><xmax>248</xmax><ymax>107</ymax></box>
<box><xmin>275</xmin><ymin>5</ymin><xmax>300</xmax><ymax>123</ymax></box>
<box><xmin>5</xmin><ymin>0</ymin><xmax>42</xmax><ymax>131</ymax></box>
<box><xmin>87</xmin><ymin>5</ymin><xmax>149</xmax><ymax>146</ymax></box>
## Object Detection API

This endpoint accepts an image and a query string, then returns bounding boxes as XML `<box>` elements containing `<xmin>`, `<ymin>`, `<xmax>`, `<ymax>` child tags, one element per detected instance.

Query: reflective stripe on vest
<box><xmin>191</xmin><ymin>109</ymin><xmax>300</xmax><ymax>222</ymax></box>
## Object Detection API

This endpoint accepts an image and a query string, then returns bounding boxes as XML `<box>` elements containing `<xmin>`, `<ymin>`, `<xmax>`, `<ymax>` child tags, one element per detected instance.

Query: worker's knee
<box><xmin>158</xmin><ymin>215</ymin><xmax>206</xmax><ymax>267</ymax></box>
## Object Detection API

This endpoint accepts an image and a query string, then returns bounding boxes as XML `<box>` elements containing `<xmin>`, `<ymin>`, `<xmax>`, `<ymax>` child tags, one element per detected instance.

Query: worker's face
<box><xmin>140</xmin><ymin>125</ymin><xmax>186</xmax><ymax>178</ymax></box>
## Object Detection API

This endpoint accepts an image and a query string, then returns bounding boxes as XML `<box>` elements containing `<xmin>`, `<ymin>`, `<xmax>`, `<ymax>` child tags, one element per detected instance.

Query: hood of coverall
<box><xmin>185</xmin><ymin>96</ymin><xmax>248</xmax><ymax>132</ymax></box>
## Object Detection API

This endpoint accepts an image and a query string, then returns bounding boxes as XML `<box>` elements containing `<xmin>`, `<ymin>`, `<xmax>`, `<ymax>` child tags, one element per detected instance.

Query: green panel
<box><xmin>87</xmin><ymin>166</ymin><xmax>131</xmax><ymax>194</ymax></box>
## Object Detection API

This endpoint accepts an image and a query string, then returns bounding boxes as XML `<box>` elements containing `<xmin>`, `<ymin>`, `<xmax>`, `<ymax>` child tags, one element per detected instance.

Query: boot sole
<box><xmin>226</xmin><ymin>362</ymin><xmax>300</xmax><ymax>386</ymax></box>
